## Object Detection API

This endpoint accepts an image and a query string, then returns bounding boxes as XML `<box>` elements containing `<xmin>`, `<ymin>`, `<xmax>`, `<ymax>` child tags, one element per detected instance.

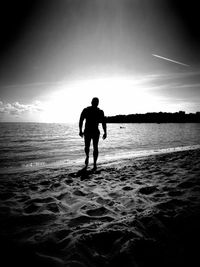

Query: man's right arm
<box><xmin>79</xmin><ymin>110</ymin><xmax>85</xmax><ymax>137</ymax></box>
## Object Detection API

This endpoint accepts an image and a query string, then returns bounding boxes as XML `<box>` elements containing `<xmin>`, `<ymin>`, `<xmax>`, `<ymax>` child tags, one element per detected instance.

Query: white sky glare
<box><xmin>0</xmin><ymin>0</ymin><xmax>199</xmax><ymax>122</ymax></box>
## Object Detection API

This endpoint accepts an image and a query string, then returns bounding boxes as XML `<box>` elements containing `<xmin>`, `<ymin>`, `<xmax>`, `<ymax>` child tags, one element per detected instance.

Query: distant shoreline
<box><xmin>106</xmin><ymin>111</ymin><xmax>200</xmax><ymax>123</ymax></box>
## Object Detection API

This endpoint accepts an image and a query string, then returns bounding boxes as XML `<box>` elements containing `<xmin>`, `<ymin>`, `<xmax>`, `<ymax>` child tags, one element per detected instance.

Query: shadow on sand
<box><xmin>70</xmin><ymin>167</ymin><xmax>101</xmax><ymax>180</ymax></box>
<box><xmin>77</xmin><ymin>167</ymin><xmax>93</xmax><ymax>180</ymax></box>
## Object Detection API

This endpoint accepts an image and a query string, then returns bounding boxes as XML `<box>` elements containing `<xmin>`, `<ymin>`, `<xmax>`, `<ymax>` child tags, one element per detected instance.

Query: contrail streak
<box><xmin>152</xmin><ymin>54</ymin><xmax>190</xmax><ymax>67</ymax></box>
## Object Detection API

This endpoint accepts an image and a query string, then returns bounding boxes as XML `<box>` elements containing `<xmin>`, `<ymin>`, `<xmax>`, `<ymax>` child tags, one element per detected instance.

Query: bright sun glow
<box><xmin>39</xmin><ymin>76</ymin><xmax>164</xmax><ymax>123</ymax></box>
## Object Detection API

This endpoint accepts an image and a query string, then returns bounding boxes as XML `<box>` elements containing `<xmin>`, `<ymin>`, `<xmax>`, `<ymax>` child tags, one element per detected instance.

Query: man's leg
<box><xmin>92</xmin><ymin>133</ymin><xmax>100</xmax><ymax>170</ymax></box>
<box><xmin>84</xmin><ymin>134</ymin><xmax>91</xmax><ymax>168</ymax></box>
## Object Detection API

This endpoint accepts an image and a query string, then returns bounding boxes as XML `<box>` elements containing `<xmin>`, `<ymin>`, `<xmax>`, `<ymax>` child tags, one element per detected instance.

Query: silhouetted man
<box><xmin>79</xmin><ymin>97</ymin><xmax>107</xmax><ymax>170</ymax></box>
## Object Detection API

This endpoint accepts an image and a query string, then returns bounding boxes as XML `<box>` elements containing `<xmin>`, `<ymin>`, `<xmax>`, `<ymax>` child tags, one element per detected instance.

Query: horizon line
<box><xmin>1</xmin><ymin>110</ymin><xmax>200</xmax><ymax>123</ymax></box>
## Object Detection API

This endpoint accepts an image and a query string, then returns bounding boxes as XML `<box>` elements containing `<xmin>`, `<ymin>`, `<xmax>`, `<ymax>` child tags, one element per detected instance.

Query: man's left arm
<box><xmin>102</xmin><ymin>111</ymin><xmax>107</xmax><ymax>140</ymax></box>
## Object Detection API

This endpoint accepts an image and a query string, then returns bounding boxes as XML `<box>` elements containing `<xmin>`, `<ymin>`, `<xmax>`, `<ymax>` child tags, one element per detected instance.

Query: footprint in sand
<box><xmin>73</xmin><ymin>189</ymin><xmax>87</xmax><ymax>197</ymax></box>
<box><xmin>39</xmin><ymin>180</ymin><xmax>51</xmax><ymax>186</ymax></box>
<box><xmin>192</xmin><ymin>186</ymin><xmax>200</xmax><ymax>192</ymax></box>
<box><xmin>122</xmin><ymin>186</ymin><xmax>133</xmax><ymax>191</ymax></box>
<box><xmin>30</xmin><ymin>185</ymin><xmax>38</xmax><ymax>191</ymax></box>
<box><xmin>86</xmin><ymin>206</ymin><xmax>110</xmax><ymax>216</ymax></box>
<box><xmin>108</xmin><ymin>192</ymin><xmax>121</xmax><ymax>198</ymax></box>
<box><xmin>68</xmin><ymin>215</ymin><xmax>92</xmax><ymax>227</ymax></box>
<box><xmin>35</xmin><ymin>252</ymin><xmax>65</xmax><ymax>266</ymax></box>
<box><xmin>138</xmin><ymin>186</ymin><xmax>158</xmax><ymax>195</ymax></box>
<box><xmin>0</xmin><ymin>192</ymin><xmax>15</xmax><ymax>200</ymax></box>
<box><xmin>153</xmin><ymin>193</ymin><xmax>166</xmax><ymax>198</ymax></box>
<box><xmin>168</xmin><ymin>190</ymin><xmax>183</xmax><ymax>197</ymax></box>
<box><xmin>157</xmin><ymin>198</ymin><xmax>186</xmax><ymax>210</ymax></box>
<box><xmin>135</xmin><ymin>180</ymin><xmax>143</xmax><ymax>185</ymax></box>
<box><xmin>96</xmin><ymin>197</ymin><xmax>115</xmax><ymax>206</ymax></box>
<box><xmin>178</xmin><ymin>181</ymin><xmax>194</xmax><ymax>189</ymax></box>
<box><xmin>45</xmin><ymin>202</ymin><xmax>60</xmax><ymax>213</ymax></box>
<box><xmin>24</xmin><ymin>197</ymin><xmax>59</xmax><ymax>214</ymax></box>
<box><xmin>52</xmin><ymin>182</ymin><xmax>61</xmax><ymax>188</ymax></box>
<box><xmin>24</xmin><ymin>202</ymin><xmax>41</xmax><ymax>214</ymax></box>
<box><xmin>64</xmin><ymin>178</ymin><xmax>73</xmax><ymax>185</ymax></box>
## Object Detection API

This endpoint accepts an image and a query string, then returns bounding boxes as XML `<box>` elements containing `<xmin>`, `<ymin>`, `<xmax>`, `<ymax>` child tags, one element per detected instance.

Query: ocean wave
<box><xmin>1</xmin><ymin>123</ymin><xmax>200</xmax><ymax>173</ymax></box>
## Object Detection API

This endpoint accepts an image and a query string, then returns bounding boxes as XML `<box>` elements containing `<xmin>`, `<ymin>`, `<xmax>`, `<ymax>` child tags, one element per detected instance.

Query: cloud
<box><xmin>0</xmin><ymin>81</ymin><xmax>65</xmax><ymax>90</ymax></box>
<box><xmin>148</xmin><ymin>70</ymin><xmax>200</xmax><ymax>86</ymax></box>
<box><xmin>0</xmin><ymin>100</ymin><xmax>43</xmax><ymax>117</ymax></box>
<box><xmin>145</xmin><ymin>70</ymin><xmax>200</xmax><ymax>100</ymax></box>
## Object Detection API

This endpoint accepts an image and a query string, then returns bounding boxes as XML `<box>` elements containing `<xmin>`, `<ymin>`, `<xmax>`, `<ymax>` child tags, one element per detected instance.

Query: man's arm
<box><xmin>102</xmin><ymin>111</ymin><xmax>107</xmax><ymax>140</ymax></box>
<box><xmin>79</xmin><ymin>110</ymin><xmax>85</xmax><ymax>137</ymax></box>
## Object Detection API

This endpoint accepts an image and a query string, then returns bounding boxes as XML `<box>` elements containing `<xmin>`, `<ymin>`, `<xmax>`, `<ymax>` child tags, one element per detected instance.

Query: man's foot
<box><xmin>92</xmin><ymin>164</ymin><xmax>97</xmax><ymax>172</ymax></box>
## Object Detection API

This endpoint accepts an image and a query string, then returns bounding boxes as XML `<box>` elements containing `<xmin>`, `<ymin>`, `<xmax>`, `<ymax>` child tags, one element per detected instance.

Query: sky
<box><xmin>0</xmin><ymin>0</ymin><xmax>200</xmax><ymax>122</ymax></box>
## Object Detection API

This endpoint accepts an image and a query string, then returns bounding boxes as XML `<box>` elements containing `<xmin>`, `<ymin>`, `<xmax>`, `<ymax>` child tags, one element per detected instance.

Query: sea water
<box><xmin>0</xmin><ymin>122</ymin><xmax>200</xmax><ymax>173</ymax></box>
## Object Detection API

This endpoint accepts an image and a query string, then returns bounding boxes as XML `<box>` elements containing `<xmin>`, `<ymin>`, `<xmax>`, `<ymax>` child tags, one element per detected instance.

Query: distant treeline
<box><xmin>106</xmin><ymin>111</ymin><xmax>200</xmax><ymax>123</ymax></box>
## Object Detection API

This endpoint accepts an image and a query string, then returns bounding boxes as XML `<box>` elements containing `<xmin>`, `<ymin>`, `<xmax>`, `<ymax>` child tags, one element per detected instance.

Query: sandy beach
<box><xmin>1</xmin><ymin>148</ymin><xmax>200</xmax><ymax>267</ymax></box>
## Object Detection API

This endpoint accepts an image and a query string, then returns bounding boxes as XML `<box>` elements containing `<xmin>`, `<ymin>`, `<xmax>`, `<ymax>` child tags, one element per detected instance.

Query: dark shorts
<box><xmin>84</xmin><ymin>129</ymin><xmax>100</xmax><ymax>146</ymax></box>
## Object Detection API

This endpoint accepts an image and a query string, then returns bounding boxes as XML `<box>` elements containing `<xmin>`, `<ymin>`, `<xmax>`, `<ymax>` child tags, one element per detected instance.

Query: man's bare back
<box><xmin>79</xmin><ymin>97</ymin><xmax>107</xmax><ymax>170</ymax></box>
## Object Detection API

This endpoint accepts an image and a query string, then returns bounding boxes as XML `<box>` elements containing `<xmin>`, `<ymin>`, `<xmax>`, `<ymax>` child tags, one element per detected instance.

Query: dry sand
<box><xmin>0</xmin><ymin>149</ymin><xmax>200</xmax><ymax>267</ymax></box>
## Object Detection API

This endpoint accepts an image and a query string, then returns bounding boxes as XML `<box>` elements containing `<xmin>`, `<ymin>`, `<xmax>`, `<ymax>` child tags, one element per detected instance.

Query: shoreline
<box><xmin>98</xmin><ymin>144</ymin><xmax>200</xmax><ymax>168</ymax></box>
<box><xmin>1</xmin><ymin>144</ymin><xmax>200</xmax><ymax>175</ymax></box>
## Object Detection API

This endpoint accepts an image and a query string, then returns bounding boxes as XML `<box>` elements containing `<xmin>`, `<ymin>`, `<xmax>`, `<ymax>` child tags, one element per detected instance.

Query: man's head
<box><xmin>91</xmin><ymin>97</ymin><xmax>99</xmax><ymax>107</ymax></box>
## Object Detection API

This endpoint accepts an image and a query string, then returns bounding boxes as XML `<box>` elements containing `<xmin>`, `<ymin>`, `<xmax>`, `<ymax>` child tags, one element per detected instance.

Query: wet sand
<box><xmin>1</xmin><ymin>149</ymin><xmax>200</xmax><ymax>267</ymax></box>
